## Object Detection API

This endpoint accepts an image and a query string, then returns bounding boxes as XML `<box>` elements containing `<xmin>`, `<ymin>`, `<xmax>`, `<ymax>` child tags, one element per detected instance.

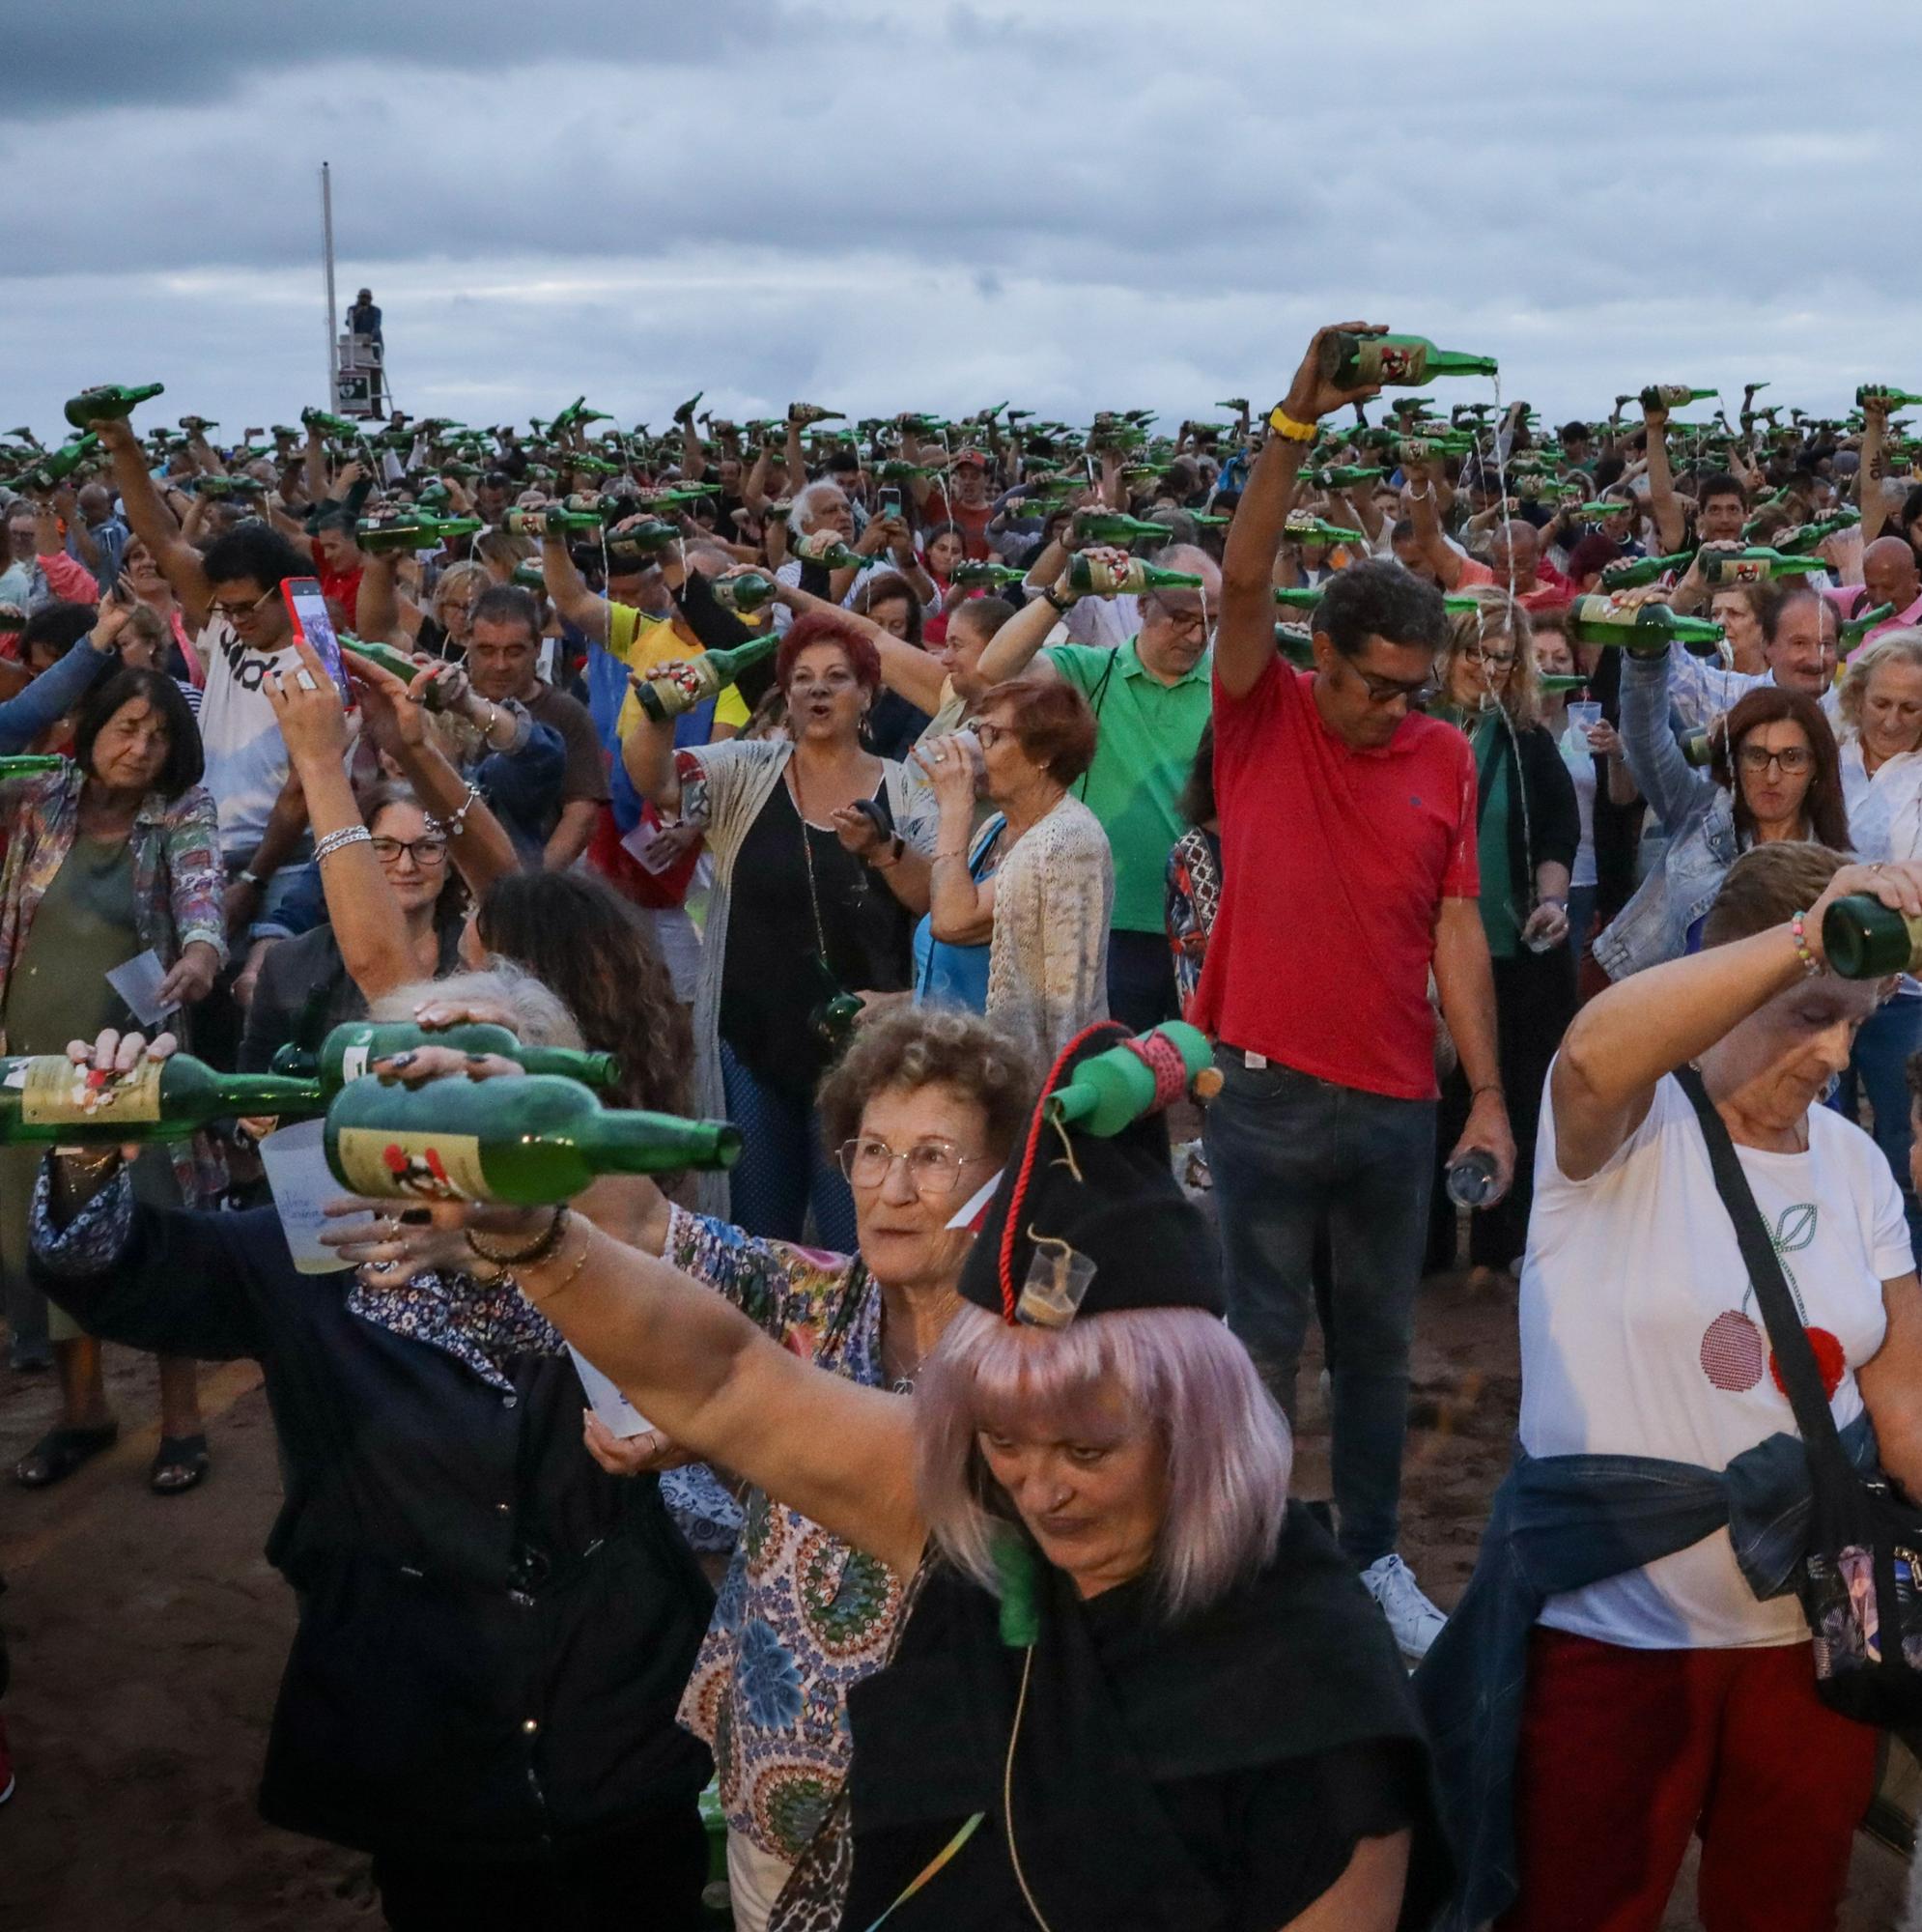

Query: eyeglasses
<box><xmin>1738</xmin><ymin>745</ymin><xmax>1813</xmax><ymax>776</ymax></box>
<box><xmin>1471</xmin><ymin>649</ymin><xmax>1516</xmax><ymax>670</ymax></box>
<box><xmin>837</xmin><ymin>1135</ymin><xmax>987</xmax><ymax>1194</ymax></box>
<box><xmin>975</xmin><ymin>722</ymin><xmax>1008</xmax><ymax>751</ymax></box>
<box><xmin>1148</xmin><ymin>600</ymin><xmax>1208</xmax><ymax>637</ymax></box>
<box><xmin>207</xmin><ymin>585</ymin><xmax>278</xmax><ymax>623</ymax></box>
<box><xmin>370</xmin><ymin>834</ymin><xmax>450</xmax><ymax>867</ymax></box>
<box><xmin>1346</xmin><ymin>658</ymin><xmax>1437</xmax><ymax>707</ymax></box>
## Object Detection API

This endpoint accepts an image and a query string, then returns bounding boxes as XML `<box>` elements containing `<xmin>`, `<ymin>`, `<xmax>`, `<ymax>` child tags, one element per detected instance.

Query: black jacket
<box><xmin>35</xmin><ymin>1196</ymin><xmax>713</xmax><ymax>1861</ymax></box>
<box><xmin>1474</xmin><ymin>719</ymin><xmax>1580</xmax><ymax>915</ymax></box>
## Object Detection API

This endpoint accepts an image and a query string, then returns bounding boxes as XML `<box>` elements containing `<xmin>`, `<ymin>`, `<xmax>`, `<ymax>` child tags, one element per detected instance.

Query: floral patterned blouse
<box><xmin>665</xmin><ymin>1205</ymin><xmax>906</xmax><ymax>1866</ymax></box>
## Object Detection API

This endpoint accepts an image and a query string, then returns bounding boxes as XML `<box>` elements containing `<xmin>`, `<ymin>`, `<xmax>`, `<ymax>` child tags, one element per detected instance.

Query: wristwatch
<box><xmin>1042</xmin><ymin>586</ymin><xmax>1073</xmax><ymax>613</ymax></box>
<box><xmin>870</xmin><ymin>833</ymin><xmax>905</xmax><ymax>868</ymax></box>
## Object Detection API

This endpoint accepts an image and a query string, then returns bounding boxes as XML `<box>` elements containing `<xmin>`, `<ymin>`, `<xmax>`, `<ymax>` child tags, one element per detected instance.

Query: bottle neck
<box><xmin>220</xmin><ymin>1073</ymin><xmax>325</xmax><ymax>1115</ymax></box>
<box><xmin>573</xmin><ymin>1108</ymin><xmax>738</xmax><ymax>1176</ymax></box>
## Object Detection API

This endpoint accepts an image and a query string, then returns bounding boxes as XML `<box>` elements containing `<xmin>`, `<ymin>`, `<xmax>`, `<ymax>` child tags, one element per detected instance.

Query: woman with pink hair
<box><xmin>358</xmin><ymin>1020</ymin><xmax>1448</xmax><ymax>1932</ymax></box>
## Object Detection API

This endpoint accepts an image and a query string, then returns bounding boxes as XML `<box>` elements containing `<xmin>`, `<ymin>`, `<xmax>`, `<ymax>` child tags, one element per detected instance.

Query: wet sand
<box><xmin>0</xmin><ymin>1269</ymin><xmax>1906</xmax><ymax>1930</ymax></box>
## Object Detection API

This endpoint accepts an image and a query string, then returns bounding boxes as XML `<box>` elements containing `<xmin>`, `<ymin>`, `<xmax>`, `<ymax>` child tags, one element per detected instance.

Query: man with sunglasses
<box><xmin>1197</xmin><ymin>323</ymin><xmax>1514</xmax><ymax>1665</ymax></box>
<box><xmin>968</xmin><ymin>539</ymin><xmax>1221</xmax><ymax>1031</ymax></box>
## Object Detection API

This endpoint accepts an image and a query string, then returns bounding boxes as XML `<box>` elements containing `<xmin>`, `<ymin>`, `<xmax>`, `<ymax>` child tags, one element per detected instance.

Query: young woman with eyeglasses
<box><xmin>1424</xmin><ymin>589</ymin><xmax>1581</xmax><ymax>1278</ymax></box>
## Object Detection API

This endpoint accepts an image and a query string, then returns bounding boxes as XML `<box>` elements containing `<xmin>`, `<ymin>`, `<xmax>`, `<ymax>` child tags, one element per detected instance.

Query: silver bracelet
<box><xmin>443</xmin><ymin>781</ymin><xmax>484</xmax><ymax>838</ymax></box>
<box><xmin>313</xmin><ymin>825</ymin><xmax>374</xmax><ymax>865</ymax></box>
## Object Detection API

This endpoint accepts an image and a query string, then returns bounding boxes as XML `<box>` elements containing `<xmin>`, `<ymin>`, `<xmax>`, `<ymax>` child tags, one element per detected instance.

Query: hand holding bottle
<box><xmin>1280</xmin><ymin>321</ymin><xmax>1390</xmax><ymax>424</ymax></box>
<box><xmin>1804</xmin><ymin>860</ymin><xmax>1922</xmax><ymax>972</ymax></box>
<box><xmin>1054</xmin><ymin>543</ymin><xmax>1129</xmax><ymax>604</ymax></box>
<box><xmin>54</xmin><ymin>1028</ymin><xmax>180</xmax><ymax>1168</ymax></box>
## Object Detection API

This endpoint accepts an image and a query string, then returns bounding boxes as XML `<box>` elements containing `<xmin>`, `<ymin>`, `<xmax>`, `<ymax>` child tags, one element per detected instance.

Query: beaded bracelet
<box><xmin>466</xmin><ymin>1206</ymin><xmax>568</xmax><ymax>1268</ymax></box>
<box><xmin>1790</xmin><ymin>910</ymin><xmax>1823</xmax><ymax>978</ymax></box>
<box><xmin>442</xmin><ymin>781</ymin><xmax>484</xmax><ymax>839</ymax></box>
<box><xmin>517</xmin><ymin>1217</ymin><xmax>594</xmax><ymax>1308</ymax></box>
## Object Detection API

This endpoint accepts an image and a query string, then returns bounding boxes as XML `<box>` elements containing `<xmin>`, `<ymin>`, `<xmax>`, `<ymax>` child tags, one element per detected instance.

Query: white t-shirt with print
<box><xmin>193</xmin><ymin>616</ymin><xmax>300</xmax><ymax>857</ymax></box>
<box><xmin>1520</xmin><ymin>1065</ymin><xmax>1907</xmax><ymax>1650</ymax></box>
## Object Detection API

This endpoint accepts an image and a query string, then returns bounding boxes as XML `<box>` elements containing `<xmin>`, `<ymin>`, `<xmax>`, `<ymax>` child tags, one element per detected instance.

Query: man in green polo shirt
<box><xmin>971</xmin><ymin>542</ymin><xmax>1219</xmax><ymax>1029</ymax></box>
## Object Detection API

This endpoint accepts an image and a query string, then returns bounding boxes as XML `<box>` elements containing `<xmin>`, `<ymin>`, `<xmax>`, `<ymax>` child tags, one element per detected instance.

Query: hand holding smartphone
<box><xmin>279</xmin><ymin>577</ymin><xmax>353</xmax><ymax>705</ymax></box>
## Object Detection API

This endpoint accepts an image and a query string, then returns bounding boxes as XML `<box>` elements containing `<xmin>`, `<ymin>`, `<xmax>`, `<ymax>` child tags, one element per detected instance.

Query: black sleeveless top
<box><xmin>839</xmin><ymin>1504</ymin><xmax>1450</xmax><ymax>1931</ymax></box>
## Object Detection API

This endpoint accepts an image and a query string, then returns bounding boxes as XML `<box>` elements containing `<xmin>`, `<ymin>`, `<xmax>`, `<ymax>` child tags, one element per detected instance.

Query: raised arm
<box><xmin>1860</xmin><ymin>392</ymin><xmax>1892</xmax><ymax>543</ymax></box>
<box><xmin>262</xmin><ymin>641</ymin><xmax>420</xmax><ymax>1001</ymax></box>
<box><xmin>0</xmin><ymin>604</ymin><xmax>122</xmax><ymax>752</ymax></box>
<box><xmin>776</xmin><ymin>578</ymin><xmax>947</xmax><ymax>714</ymax></box>
<box><xmin>1618</xmin><ymin>647</ymin><xmax>1710</xmax><ymax>832</ymax></box>
<box><xmin>1642</xmin><ymin>399</ymin><xmax>1687</xmax><ymax>556</ymax></box>
<box><xmin>1403</xmin><ymin>458</ymin><xmax>1467</xmax><ymax>591</ymax></box>
<box><xmin>971</xmin><ymin>576</ymin><xmax>1065</xmax><ymax>688</ymax></box>
<box><xmin>93</xmin><ymin>417</ymin><xmax>214</xmax><ymax>624</ymax></box>
<box><xmin>538</xmin><ymin>528</ymin><xmax>609</xmax><ymax>645</ymax></box>
<box><xmin>1552</xmin><ymin>860</ymin><xmax>1922</xmax><ymax>1179</ymax></box>
<box><xmin>1219</xmin><ymin>323</ymin><xmax>1387</xmax><ymax>696</ymax></box>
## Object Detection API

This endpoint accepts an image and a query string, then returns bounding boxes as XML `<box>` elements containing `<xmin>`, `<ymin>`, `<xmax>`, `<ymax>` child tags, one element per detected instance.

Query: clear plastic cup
<box><xmin>1566</xmin><ymin>699</ymin><xmax>1602</xmax><ymax>738</ymax></box>
<box><xmin>259</xmin><ymin>1118</ymin><xmax>359</xmax><ymax>1273</ymax></box>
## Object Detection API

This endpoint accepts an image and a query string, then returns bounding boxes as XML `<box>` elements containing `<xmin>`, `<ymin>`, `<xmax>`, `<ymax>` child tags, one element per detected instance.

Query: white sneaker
<box><xmin>1361</xmin><ymin>1553</ymin><xmax>1448</xmax><ymax>1663</ymax></box>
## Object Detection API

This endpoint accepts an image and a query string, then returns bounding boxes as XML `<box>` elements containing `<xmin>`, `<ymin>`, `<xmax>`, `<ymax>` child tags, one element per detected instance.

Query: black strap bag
<box><xmin>1678</xmin><ymin>1064</ymin><xmax>1922</xmax><ymax>1725</ymax></box>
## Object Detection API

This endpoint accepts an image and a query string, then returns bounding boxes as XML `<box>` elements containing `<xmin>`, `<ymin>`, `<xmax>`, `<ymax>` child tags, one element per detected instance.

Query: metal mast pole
<box><xmin>321</xmin><ymin>161</ymin><xmax>339</xmax><ymax>410</ymax></box>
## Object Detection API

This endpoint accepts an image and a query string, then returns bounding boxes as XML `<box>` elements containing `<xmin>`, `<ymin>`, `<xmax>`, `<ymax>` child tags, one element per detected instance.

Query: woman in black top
<box><xmin>1425</xmin><ymin>590</ymin><xmax>1581</xmax><ymax>1276</ymax></box>
<box><xmin>624</xmin><ymin>611</ymin><xmax>937</xmax><ymax>1246</ymax></box>
<box><xmin>369</xmin><ymin>1022</ymin><xmax>1448</xmax><ymax>1932</ymax></box>
<box><xmin>31</xmin><ymin>973</ymin><xmax>716</xmax><ymax>1932</ymax></box>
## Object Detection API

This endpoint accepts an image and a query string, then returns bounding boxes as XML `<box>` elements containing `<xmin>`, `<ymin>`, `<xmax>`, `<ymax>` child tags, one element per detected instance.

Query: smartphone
<box><xmin>878</xmin><ymin>485</ymin><xmax>903</xmax><ymax>519</ymax></box>
<box><xmin>279</xmin><ymin>577</ymin><xmax>353</xmax><ymax>704</ymax></box>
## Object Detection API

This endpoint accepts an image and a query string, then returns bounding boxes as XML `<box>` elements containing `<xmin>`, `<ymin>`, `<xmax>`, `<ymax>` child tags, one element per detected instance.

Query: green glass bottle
<box><xmin>355</xmin><ymin>514</ymin><xmax>483</xmax><ymax>554</ymax></box>
<box><xmin>1044</xmin><ymin>1023</ymin><xmax>1221</xmax><ymax>1136</ymax></box>
<box><xmin>1599</xmin><ymin>552</ymin><xmax>1696</xmax><ymax>591</ymax></box>
<box><xmin>1538</xmin><ymin>674</ymin><xmax>1589</xmax><ymax>696</ymax></box>
<box><xmin>324</xmin><ymin>1074</ymin><xmax>741</xmax><ymax>1203</ymax></box>
<box><xmin>13</xmin><ymin>435</ymin><xmax>99</xmax><ymax>491</ymax></box>
<box><xmin>1273</xmin><ymin>587</ymin><xmax>1322</xmax><ymax>609</ymax></box>
<box><xmin>300</xmin><ymin>408</ymin><xmax>365</xmax><ymax>440</ymax></box>
<box><xmin>1274</xmin><ymin>623</ymin><xmax>1315</xmax><ymax>668</ymax></box>
<box><xmin>787</xmin><ymin>403</ymin><xmax>845</xmax><ymax>427</ymax></box>
<box><xmin>1576</xmin><ymin>500</ymin><xmax>1631</xmax><ymax>519</ymax></box>
<box><xmin>337</xmin><ymin>637</ymin><xmax>455</xmax><ymax>712</ymax></box>
<box><xmin>711</xmin><ymin>570</ymin><xmax>781</xmax><ymax>615</ymax></box>
<box><xmin>1856</xmin><ymin>385</ymin><xmax>1922</xmax><ymax>410</ymax></box>
<box><xmin>64</xmin><ymin>383</ymin><xmax>164</xmax><ymax>430</ymax></box>
<box><xmin>0</xmin><ymin>1054</ymin><xmax>322</xmax><ymax>1145</ymax></box>
<box><xmin>1284</xmin><ymin>514</ymin><xmax>1366</xmax><ymax>545</ymax></box>
<box><xmin>605</xmin><ymin>520</ymin><xmax>683</xmax><ymax>556</ymax></box>
<box><xmin>1065</xmin><ymin>554</ymin><xmax>1204</xmax><ymax>597</ymax></box>
<box><xmin>950</xmin><ymin>560</ymin><xmax>1026</xmax><ymax>589</ymax></box>
<box><xmin>1771</xmin><ymin>512</ymin><xmax>1859</xmax><ymax>555</ymax></box>
<box><xmin>505</xmin><ymin>505</ymin><xmax>604</xmax><ymax>539</ymax></box>
<box><xmin>1315</xmin><ymin>332</ymin><xmax>1499</xmax><ymax>387</ymax></box>
<box><xmin>1838</xmin><ymin>603</ymin><xmax>1897</xmax><ymax>655</ymax></box>
<box><xmin>1392</xmin><ymin>432</ymin><xmax>1476</xmax><ymax>462</ymax></box>
<box><xmin>1699</xmin><ymin>548</ymin><xmax>1831</xmax><ymax>586</ymax></box>
<box><xmin>1679</xmin><ymin>728</ymin><xmax>1717</xmax><ymax>769</ymax></box>
<box><xmin>1640</xmin><ymin>385</ymin><xmax>1718</xmax><ymax>411</ymax></box>
<box><xmin>634</xmin><ymin>633</ymin><xmax>781</xmax><ymax>723</ymax></box>
<box><xmin>0</xmin><ymin>755</ymin><xmax>68</xmax><ymax>778</ymax></box>
<box><xmin>1822</xmin><ymin>895</ymin><xmax>1922</xmax><ymax>980</ymax></box>
<box><xmin>511</xmin><ymin>563</ymin><xmax>546</xmax><ymax>592</ymax></box>
<box><xmin>791</xmin><ymin>533</ymin><xmax>875</xmax><ymax>571</ymax></box>
<box><xmin>193</xmin><ymin>475</ymin><xmax>261</xmax><ymax>499</ymax></box>
<box><xmin>1306</xmin><ymin>465</ymin><xmax>1387</xmax><ymax>490</ymax></box>
<box><xmin>1569</xmin><ymin>595</ymin><xmax>1726</xmax><ymax>660</ymax></box>
<box><xmin>271</xmin><ymin>1022</ymin><xmax>620</xmax><ymax>1093</ymax></box>
<box><xmin>1070</xmin><ymin>511</ymin><xmax>1172</xmax><ymax>544</ymax></box>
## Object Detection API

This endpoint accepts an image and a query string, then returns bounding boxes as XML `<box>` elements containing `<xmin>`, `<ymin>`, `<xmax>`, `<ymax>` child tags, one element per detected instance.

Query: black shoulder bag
<box><xmin>1677</xmin><ymin>1064</ymin><xmax>1922</xmax><ymax>1726</ymax></box>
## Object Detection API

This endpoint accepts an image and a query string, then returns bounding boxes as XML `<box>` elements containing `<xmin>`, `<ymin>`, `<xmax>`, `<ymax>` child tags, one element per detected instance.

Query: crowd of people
<box><xmin>5</xmin><ymin>319</ymin><xmax>1922</xmax><ymax>1930</ymax></box>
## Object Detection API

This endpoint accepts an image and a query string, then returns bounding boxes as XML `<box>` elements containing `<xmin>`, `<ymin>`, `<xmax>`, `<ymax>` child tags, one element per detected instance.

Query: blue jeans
<box><xmin>719</xmin><ymin>1039</ymin><xmax>858</xmax><ymax>1252</ymax></box>
<box><xmin>1833</xmin><ymin>991</ymin><xmax>1922</xmax><ymax>1264</ymax></box>
<box><xmin>1203</xmin><ymin>1051</ymin><xmax>1437</xmax><ymax>1566</ymax></box>
<box><xmin>1105</xmin><ymin>928</ymin><xmax>1178</xmax><ymax>1035</ymax></box>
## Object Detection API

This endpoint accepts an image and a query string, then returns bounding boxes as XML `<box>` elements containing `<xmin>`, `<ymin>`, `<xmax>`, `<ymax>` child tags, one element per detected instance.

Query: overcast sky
<box><xmin>7</xmin><ymin>0</ymin><xmax>1919</xmax><ymax>442</ymax></box>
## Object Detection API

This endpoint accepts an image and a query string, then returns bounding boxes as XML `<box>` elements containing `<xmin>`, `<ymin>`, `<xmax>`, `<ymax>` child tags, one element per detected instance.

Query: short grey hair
<box><xmin>1838</xmin><ymin>626</ymin><xmax>1922</xmax><ymax>733</ymax></box>
<box><xmin>368</xmin><ymin>960</ymin><xmax>583</xmax><ymax>1049</ymax></box>
<box><xmin>793</xmin><ymin>479</ymin><xmax>849</xmax><ymax>531</ymax></box>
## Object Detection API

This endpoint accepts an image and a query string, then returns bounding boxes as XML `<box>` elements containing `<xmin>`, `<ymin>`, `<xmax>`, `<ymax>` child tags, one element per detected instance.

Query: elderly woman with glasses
<box><xmin>548</xmin><ymin>1004</ymin><xmax>1032</xmax><ymax>1931</ymax></box>
<box><xmin>1425</xmin><ymin>589</ymin><xmax>1581</xmax><ymax>1279</ymax></box>
<box><xmin>913</xmin><ymin>677</ymin><xmax>1114</xmax><ymax>1065</ymax></box>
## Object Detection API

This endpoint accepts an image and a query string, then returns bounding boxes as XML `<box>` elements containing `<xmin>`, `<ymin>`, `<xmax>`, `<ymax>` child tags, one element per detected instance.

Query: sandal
<box><xmin>14</xmin><ymin>1421</ymin><xmax>119</xmax><ymax>1489</ymax></box>
<box><xmin>150</xmin><ymin>1433</ymin><xmax>210</xmax><ymax>1495</ymax></box>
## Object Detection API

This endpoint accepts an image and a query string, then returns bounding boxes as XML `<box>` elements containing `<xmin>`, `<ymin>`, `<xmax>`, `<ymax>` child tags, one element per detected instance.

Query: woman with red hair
<box><xmin>624</xmin><ymin>611</ymin><xmax>939</xmax><ymax>1244</ymax></box>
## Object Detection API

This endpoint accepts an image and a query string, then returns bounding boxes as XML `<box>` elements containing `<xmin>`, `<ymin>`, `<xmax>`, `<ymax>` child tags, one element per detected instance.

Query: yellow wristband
<box><xmin>1266</xmin><ymin>406</ymin><xmax>1317</xmax><ymax>443</ymax></box>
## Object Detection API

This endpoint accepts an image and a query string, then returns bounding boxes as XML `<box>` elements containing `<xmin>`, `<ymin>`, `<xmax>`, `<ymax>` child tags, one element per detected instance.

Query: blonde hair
<box><xmin>1837</xmin><ymin>626</ymin><xmax>1922</xmax><ymax>735</ymax></box>
<box><xmin>1438</xmin><ymin>585</ymin><xmax>1540</xmax><ymax>727</ymax></box>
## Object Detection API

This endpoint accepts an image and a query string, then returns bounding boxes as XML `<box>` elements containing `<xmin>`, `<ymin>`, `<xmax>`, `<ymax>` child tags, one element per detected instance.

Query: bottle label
<box><xmin>20</xmin><ymin>1058</ymin><xmax>163</xmax><ymax>1126</ymax></box>
<box><xmin>339</xmin><ymin>1045</ymin><xmax>371</xmax><ymax>1084</ymax></box>
<box><xmin>334</xmin><ymin>1126</ymin><xmax>488</xmax><ymax>1201</ymax></box>
<box><xmin>1355</xmin><ymin>341</ymin><xmax>1427</xmax><ymax>385</ymax></box>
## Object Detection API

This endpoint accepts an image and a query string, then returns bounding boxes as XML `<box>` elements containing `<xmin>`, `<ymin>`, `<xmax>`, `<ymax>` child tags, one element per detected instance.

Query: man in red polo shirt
<box><xmin>1199</xmin><ymin>322</ymin><xmax>1514</xmax><ymax>1662</ymax></box>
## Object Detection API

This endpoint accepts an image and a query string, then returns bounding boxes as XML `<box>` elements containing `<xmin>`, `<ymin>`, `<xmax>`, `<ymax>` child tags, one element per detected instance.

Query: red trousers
<box><xmin>1499</xmin><ymin>1628</ymin><xmax>1878</xmax><ymax>1932</ymax></box>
